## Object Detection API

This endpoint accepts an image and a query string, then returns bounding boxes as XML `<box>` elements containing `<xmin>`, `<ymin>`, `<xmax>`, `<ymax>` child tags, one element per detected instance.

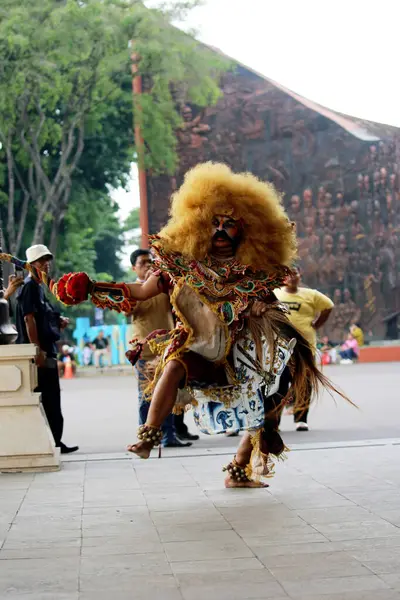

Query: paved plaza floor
<box><xmin>59</xmin><ymin>362</ymin><xmax>400</xmax><ymax>456</ymax></box>
<box><xmin>1</xmin><ymin>363</ymin><xmax>400</xmax><ymax>599</ymax></box>
<box><xmin>1</xmin><ymin>444</ymin><xmax>400</xmax><ymax>599</ymax></box>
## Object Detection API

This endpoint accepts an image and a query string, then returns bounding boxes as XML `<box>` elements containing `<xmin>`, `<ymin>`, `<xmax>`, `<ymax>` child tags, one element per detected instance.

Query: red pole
<box><xmin>131</xmin><ymin>49</ymin><xmax>149</xmax><ymax>249</ymax></box>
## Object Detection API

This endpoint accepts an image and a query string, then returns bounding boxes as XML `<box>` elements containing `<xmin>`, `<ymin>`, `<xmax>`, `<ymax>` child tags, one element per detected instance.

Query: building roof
<box><xmin>269</xmin><ymin>77</ymin><xmax>398</xmax><ymax>142</ymax></box>
<box><xmin>208</xmin><ymin>45</ymin><xmax>399</xmax><ymax>142</ymax></box>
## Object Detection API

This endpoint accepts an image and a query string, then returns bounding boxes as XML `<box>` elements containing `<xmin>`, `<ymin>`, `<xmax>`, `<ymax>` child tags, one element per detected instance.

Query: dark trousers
<box><xmin>36</xmin><ymin>366</ymin><xmax>64</xmax><ymax>446</ymax></box>
<box><xmin>339</xmin><ymin>348</ymin><xmax>358</xmax><ymax>360</ymax></box>
<box><xmin>136</xmin><ymin>360</ymin><xmax>175</xmax><ymax>445</ymax></box>
<box><xmin>174</xmin><ymin>412</ymin><xmax>189</xmax><ymax>437</ymax></box>
<box><xmin>266</xmin><ymin>367</ymin><xmax>291</xmax><ymax>427</ymax></box>
<box><xmin>293</xmin><ymin>380</ymin><xmax>312</xmax><ymax>424</ymax></box>
<box><xmin>276</xmin><ymin>368</ymin><xmax>311</xmax><ymax>425</ymax></box>
<box><xmin>138</xmin><ymin>399</ymin><xmax>176</xmax><ymax>445</ymax></box>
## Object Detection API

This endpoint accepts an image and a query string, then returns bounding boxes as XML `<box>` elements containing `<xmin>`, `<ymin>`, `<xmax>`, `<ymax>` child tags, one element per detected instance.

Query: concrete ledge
<box><xmin>359</xmin><ymin>344</ymin><xmax>400</xmax><ymax>363</ymax></box>
<box><xmin>0</xmin><ymin>344</ymin><xmax>60</xmax><ymax>472</ymax></box>
<box><xmin>73</xmin><ymin>366</ymin><xmax>134</xmax><ymax>378</ymax></box>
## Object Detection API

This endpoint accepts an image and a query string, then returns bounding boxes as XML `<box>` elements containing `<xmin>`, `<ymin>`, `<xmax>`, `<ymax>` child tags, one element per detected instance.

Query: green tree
<box><xmin>124</xmin><ymin>206</ymin><xmax>140</xmax><ymax>232</ymax></box>
<box><xmin>53</xmin><ymin>69</ymin><xmax>134</xmax><ymax>277</ymax></box>
<box><xmin>123</xmin><ymin>206</ymin><xmax>141</xmax><ymax>250</ymax></box>
<box><xmin>55</xmin><ymin>185</ymin><xmax>125</xmax><ymax>280</ymax></box>
<box><xmin>0</xmin><ymin>0</ymin><xmax>227</xmax><ymax>256</ymax></box>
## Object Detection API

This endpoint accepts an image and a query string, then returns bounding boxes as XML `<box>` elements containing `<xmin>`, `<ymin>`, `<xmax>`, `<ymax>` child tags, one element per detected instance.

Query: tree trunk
<box><xmin>49</xmin><ymin>210</ymin><xmax>63</xmax><ymax>257</ymax></box>
<box><xmin>32</xmin><ymin>197</ymin><xmax>51</xmax><ymax>245</ymax></box>
<box><xmin>15</xmin><ymin>189</ymin><xmax>31</xmax><ymax>256</ymax></box>
<box><xmin>32</xmin><ymin>215</ymin><xmax>45</xmax><ymax>245</ymax></box>
<box><xmin>29</xmin><ymin>122</ymin><xmax>84</xmax><ymax>250</ymax></box>
<box><xmin>49</xmin><ymin>182</ymin><xmax>72</xmax><ymax>256</ymax></box>
<box><xmin>6</xmin><ymin>137</ymin><xmax>16</xmax><ymax>254</ymax></box>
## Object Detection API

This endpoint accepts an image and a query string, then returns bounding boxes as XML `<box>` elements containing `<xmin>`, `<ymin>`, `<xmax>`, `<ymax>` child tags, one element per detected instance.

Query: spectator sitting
<box><xmin>82</xmin><ymin>342</ymin><xmax>93</xmax><ymax>366</ymax></box>
<box><xmin>339</xmin><ymin>333</ymin><xmax>360</xmax><ymax>364</ymax></box>
<box><xmin>350</xmin><ymin>323</ymin><xmax>364</xmax><ymax>347</ymax></box>
<box><xmin>318</xmin><ymin>335</ymin><xmax>338</xmax><ymax>365</ymax></box>
<box><xmin>57</xmin><ymin>345</ymin><xmax>77</xmax><ymax>377</ymax></box>
<box><xmin>92</xmin><ymin>330</ymin><xmax>109</xmax><ymax>369</ymax></box>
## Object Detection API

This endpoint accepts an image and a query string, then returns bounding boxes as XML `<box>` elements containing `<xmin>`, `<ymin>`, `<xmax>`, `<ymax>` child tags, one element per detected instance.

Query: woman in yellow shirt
<box><xmin>350</xmin><ymin>323</ymin><xmax>364</xmax><ymax>347</ymax></box>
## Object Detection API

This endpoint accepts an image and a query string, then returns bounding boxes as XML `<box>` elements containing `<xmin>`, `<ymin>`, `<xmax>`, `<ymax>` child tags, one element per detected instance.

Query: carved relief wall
<box><xmin>146</xmin><ymin>65</ymin><xmax>400</xmax><ymax>341</ymax></box>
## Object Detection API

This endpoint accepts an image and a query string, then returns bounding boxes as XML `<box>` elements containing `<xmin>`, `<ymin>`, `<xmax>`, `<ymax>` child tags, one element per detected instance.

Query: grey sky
<box><xmin>184</xmin><ymin>0</ymin><xmax>399</xmax><ymax>127</ymax></box>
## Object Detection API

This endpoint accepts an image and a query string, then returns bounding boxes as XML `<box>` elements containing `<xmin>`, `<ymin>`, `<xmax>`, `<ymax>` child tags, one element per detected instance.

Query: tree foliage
<box><xmin>124</xmin><ymin>205</ymin><xmax>140</xmax><ymax>244</ymax></box>
<box><xmin>0</xmin><ymin>0</ymin><xmax>227</xmax><ymax>260</ymax></box>
<box><xmin>124</xmin><ymin>207</ymin><xmax>140</xmax><ymax>232</ymax></box>
<box><xmin>56</xmin><ymin>188</ymin><xmax>124</xmax><ymax>280</ymax></box>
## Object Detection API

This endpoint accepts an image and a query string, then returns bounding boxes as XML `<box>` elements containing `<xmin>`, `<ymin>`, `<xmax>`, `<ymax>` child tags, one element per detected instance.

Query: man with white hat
<box><xmin>15</xmin><ymin>245</ymin><xmax>78</xmax><ymax>454</ymax></box>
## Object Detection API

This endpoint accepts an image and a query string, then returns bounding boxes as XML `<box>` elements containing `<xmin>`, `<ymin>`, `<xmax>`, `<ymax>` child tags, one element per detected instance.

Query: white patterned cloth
<box><xmin>192</xmin><ymin>333</ymin><xmax>296</xmax><ymax>434</ymax></box>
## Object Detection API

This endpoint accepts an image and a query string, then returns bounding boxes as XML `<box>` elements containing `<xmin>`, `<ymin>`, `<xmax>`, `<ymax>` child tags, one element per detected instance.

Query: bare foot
<box><xmin>224</xmin><ymin>476</ymin><xmax>269</xmax><ymax>488</ymax></box>
<box><xmin>127</xmin><ymin>441</ymin><xmax>153</xmax><ymax>459</ymax></box>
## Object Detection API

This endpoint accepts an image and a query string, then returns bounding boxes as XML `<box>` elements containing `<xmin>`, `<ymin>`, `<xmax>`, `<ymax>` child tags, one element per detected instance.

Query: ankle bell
<box><xmin>137</xmin><ymin>425</ymin><xmax>163</xmax><ymax>445</ymax></box>
<box><xmin>222</xmin><ymin>458</ymin><xmax>251</xmax><ymax>482</ymax></box>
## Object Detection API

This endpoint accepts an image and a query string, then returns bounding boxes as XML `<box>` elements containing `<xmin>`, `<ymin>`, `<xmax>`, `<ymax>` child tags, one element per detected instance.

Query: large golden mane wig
<box><xmin>157</xmin><ymin>162</ymin><xmax>297</xmax><ymax>271</ymax></box>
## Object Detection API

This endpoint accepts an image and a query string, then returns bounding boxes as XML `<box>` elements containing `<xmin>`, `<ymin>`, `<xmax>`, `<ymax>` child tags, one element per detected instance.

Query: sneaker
<box><xmin>340</xmin><ymin>359</ymin><xmax>353</xmax><ymax>365</ymax></box>
<box><xmin>296</xmin><ymin>422</ymin><xmax>309</xmax><ymax>432</ymax></box>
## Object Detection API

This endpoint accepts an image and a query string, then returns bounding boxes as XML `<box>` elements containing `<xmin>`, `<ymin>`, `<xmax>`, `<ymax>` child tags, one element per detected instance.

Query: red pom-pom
<box><xmin>67</xmin><ymin>272</ymin><xmax>91</xmax><ymax>303</ymax></box>
<box><xmin>56</xmin><ymin>276</ymin><xmax>67</xmax><ymax>302</ymax></box>
<box><xmin>56</xmin><ymin>272</ymin><xmax>91</xmax><ymax>305</ymax></box>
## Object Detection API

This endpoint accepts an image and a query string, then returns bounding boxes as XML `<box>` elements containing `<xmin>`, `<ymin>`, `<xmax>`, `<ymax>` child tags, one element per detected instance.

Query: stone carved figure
<box><xmin>336</xmin><ymin>234</ymin><xmax>349</xmax><ymax>273</ymax></box>
<box><xmin>177</xmin><ymin>105</ymin><xmax>210</xmax><ymax>149</ymax></box>
<box><xmin>341</xmin><ymin>288</ymin><xmax>362</xmax><ymax>329</ymax></box>
<box><xmin>319</xmin><ymin>235</ymin><xmax>337</xmax><ymax>291</ymax></box>
<box><xmin>329</xmin><ymin>289</ymin><xmax>346</xmax><ymax>342</ymax></box>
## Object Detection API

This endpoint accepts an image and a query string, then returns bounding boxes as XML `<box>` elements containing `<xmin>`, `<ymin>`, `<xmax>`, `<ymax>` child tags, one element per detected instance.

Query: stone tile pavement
<box><xmin>1</xmin><ymin>443</ymin><xmax>400</xmax><ymax>600</ymax></box>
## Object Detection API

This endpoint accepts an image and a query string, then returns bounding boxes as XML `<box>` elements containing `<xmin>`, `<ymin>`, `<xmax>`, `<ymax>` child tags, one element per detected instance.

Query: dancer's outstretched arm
<box><xmin>0</xmin><ymin>253</ymin><xmax>169</xmax><ymax>312</ymax></box>
<box><xmin>126</xmin><ymin>273</ymin><xmax>163</xmax><ymax>301</ymax></box>
<box><xmin>48</xmin><ymin>269</ymin><xmax>169</xmax><ymax>314</ymax></box>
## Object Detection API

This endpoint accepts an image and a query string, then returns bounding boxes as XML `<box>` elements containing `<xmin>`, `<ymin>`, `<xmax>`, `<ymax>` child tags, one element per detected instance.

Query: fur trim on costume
<box><xmin>157</xmin><ymin>162</ymin><xmax>297</xmax><ymax>272</ymax></box>
<box><xmin>246</xmin><ymin>304</ymin><xmax>355</xmax><ymax>415</ymax></box>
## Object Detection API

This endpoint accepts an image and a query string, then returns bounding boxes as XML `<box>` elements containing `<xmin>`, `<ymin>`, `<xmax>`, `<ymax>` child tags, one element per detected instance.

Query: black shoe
<box><xmin>176</xmin><ymin>431</ymin><xmax>199</xmax><ymax>441</ymax></box>
<box><xmin>225</xmin><ymin>430</ymin><xmax>240</xmax><ymax>437</ymax></box>
<box><xmin>163</xmin><ymin>438</ymin><xmax>192</xmax><ymax>448</ymax></box>
<box><xmin>58</xmin><ymin>442</ymin><xmax>79</xmax><ymax>454</ymax></box>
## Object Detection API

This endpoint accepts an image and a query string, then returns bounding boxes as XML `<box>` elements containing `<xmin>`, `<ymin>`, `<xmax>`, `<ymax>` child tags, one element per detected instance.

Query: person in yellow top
<box><xmin>275</xmin><ymin>267</ymin><xmax>334</xmax><ymax>431</ymax></box>
<box><xmin>350</xmin><ymin>323</ymin><xmax>364</xmax><ymax>347</ymax></box>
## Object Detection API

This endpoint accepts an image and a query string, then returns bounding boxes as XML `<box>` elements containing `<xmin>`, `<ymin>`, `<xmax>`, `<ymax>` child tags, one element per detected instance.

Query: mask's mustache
<box><xmin>213</xmin><ymin>230</ymin><xmax>231</xmax><ymax>242</ymax></box>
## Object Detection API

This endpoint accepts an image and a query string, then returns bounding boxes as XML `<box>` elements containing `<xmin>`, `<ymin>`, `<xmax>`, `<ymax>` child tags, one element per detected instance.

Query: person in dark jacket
<box><xmin>16</xmin><ymin>245</ymin><xmax>78</xmax><ymax>454</ymax></box>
